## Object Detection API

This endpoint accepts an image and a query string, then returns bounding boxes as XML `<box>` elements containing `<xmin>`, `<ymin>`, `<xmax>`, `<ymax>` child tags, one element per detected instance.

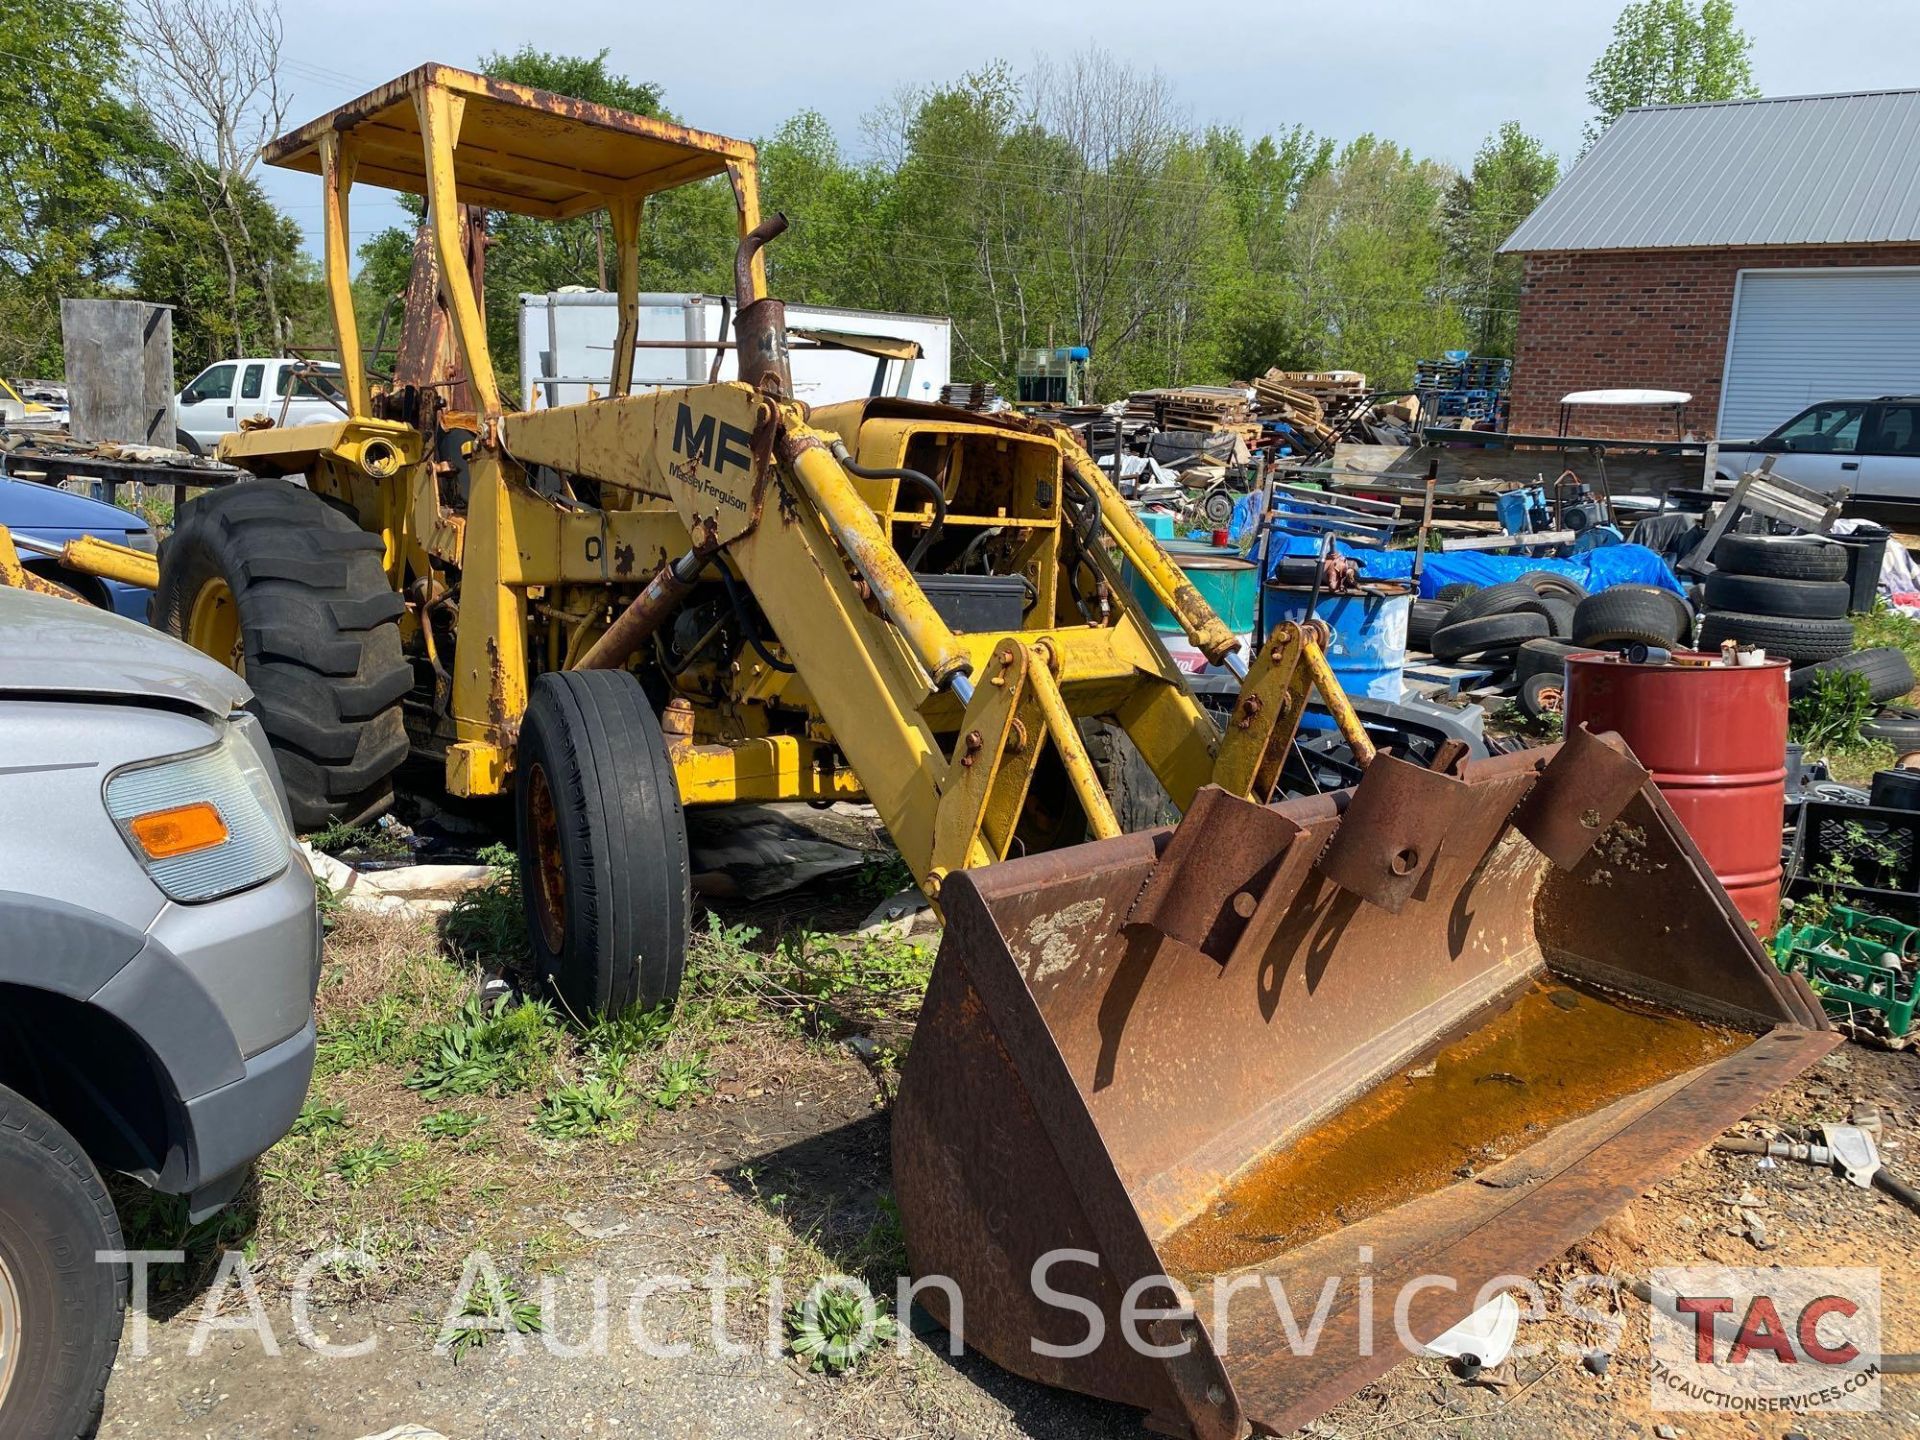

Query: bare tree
<box><xmin>123</xmin><ymin>0</ymin><xmax>290</xmax><ymax>349</ymax></box>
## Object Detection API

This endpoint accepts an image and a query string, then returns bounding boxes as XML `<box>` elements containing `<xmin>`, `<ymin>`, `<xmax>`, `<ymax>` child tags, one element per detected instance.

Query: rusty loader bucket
<box><xmin>892</xmin><ymin>730</ymin><xmax>1836</xmax><ymax>1438</ymax></box>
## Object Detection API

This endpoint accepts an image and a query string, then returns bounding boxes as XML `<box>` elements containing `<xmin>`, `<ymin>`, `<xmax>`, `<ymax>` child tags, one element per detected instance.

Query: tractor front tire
<box><xmin>516</xmin><ymin>671</ymin><xmax>690</xmax><ymax>1019</ymax></box>
<box><xmin>154</xmin><ymin>481</ymin><xmax>411</xmax><ymax>830</ymax></box>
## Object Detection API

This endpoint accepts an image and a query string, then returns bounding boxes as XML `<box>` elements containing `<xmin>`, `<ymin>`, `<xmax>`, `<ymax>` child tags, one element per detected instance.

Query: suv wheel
<box><xmin>0</xmin><ymin>1084</ymin><xmax>124</xmax><ymax>1440</ymax></box>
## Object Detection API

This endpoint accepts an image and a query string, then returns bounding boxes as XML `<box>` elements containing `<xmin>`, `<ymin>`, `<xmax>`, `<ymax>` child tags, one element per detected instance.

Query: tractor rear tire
<box><xmin>515</xmin><ymin>670</ymin><xmax>690</xmax><ymax>1019</ymax></box>
<box><xmin>153</xmin><ymin>481</ymin><xmax>411</xmax><ymax>830</ymax></box>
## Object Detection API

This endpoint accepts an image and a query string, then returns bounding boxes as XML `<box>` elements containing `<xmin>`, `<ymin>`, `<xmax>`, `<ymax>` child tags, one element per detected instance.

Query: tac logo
<box><xmin>1649</xmin><ymin>1266</ymin><xmax>1881</xmax><ymax>1413</ymax></box>
<box><xmin>671</xmin><ymin>403</ymin><xmax>753</xmax><ymax>475</ymax></box>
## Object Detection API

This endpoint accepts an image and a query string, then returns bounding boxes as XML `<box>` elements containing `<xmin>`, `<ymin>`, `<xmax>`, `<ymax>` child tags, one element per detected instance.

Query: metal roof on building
<box><xmin>1501</xmin><ymin>89</ymin><xmax>1920</xmax><ymax>253</ymax></box>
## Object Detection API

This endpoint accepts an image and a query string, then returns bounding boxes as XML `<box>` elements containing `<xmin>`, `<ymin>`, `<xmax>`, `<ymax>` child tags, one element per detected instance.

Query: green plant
<box><xmin>421</xmin><ymin>1109</ymin><xmax>483</xmax><ymax>1141</ymax></box>
<box><xmin>319</xmin><ymin>994</ymin><xmax>416</xmax><ymax>1073</ymax></box>
<box><xmin>648</xmin><ymin>1054</ymin><xmax>711</xmax><ymax>1109</ymax></box>
<box><xmin>855</xmin><ymin>851</ymin><xmax>915</xmax><ymax>899</ymax></box>
<box><xmin>440</xmin><ymin>1272</ymin><xmax>544</xmax><ymax>1360</ymax></box>
<box><xmin>290</xmin><ymin>1100</ymin><xmax>348</xmax><ymax>1138</ymax></box>
<box><xmin>785</xmin><ymin>1282</ymin><xmax>898</xmax><ymax>1374</ymax></box>
<box><xmin>442</xmin><ymin>842</ymin><xmax>531</xmax><ymax>966</ymax></box>
<box><xmin>531</xmin><ymin>1077</ymin><xmax>634</xmax><ymax>1138</ymax></box>
<box><xmin>334</xmin><ymin>1142</ymin><xmax>402</xmax><ymax>1187</ymax></box>
<box><xmin>306</xmin><ymin>819</ymin><xmax>410</xmax><ymax>860</ymax></box>
<box><xmin>409</xmin><ymin>994</ymin><xmax>559</xmax><ymax>1098</ymax></box>
<box><xmin>583</xmin><ymin>1005</ymin><xmax>672</xmax><ymax>1075</ymax></box>
<box><xmin>1790</xmin><ymin>670</ymin><xmax>1875</xmax><ymax>752</ymax></box>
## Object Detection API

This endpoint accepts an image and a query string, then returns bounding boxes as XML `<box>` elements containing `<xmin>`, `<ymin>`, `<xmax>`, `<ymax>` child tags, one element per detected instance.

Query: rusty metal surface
<box><xmin>1312</xmin><ymin>751</ymin><xmax>1466</xmax><ymax>912</ymax></box>
<box><xmin>892</xmin><ymin>739</ymin><xmax>1835</xmax><ymax>1439</ymax></box>
<box><xmin>1512</xmin><ymin>723</ymin><xmax>1650</xmax><ymax>870</ymax></box>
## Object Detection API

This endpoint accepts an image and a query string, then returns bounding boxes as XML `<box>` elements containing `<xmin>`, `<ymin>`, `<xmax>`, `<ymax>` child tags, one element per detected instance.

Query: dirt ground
<box><xmin>93</xmin><ymin>876</ymin><xmax>1920</xmax><ymax>1440</ymax></box>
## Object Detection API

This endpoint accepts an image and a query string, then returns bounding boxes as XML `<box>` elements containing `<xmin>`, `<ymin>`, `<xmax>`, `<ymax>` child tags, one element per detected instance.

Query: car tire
<box><xmin>1536</xmin><ymin>596</ymin><xmax>1577</xmax><ymax>638</ymax></box>
<box><xmin>154</xmin><ymin>482</ymin><xmax>411</xmax><ymax>830</ymax></box>
<box><xmin>1790</xmin><ymin>648</ymin><xmax>1916</xmax><ymax>705</ymax></box>
<box><xmin>1519</xmin><ymin>570</ymin><xmax>1588</xmax><ymax>604</ymax></box>
<box><xmin>1408</xmin><ymin>599</ymin><xmax>1451</xmax><ymax>652</ymax></box>
<box><xmin>516</xmin><ymin>670</ymin><xmax>690</xmax><ymax>1019</ymax></box>
<box><xmin>1572</xmin><ymin>587</ymin><xmax>1687</xmax><ymax>648</ymax></box>
<box><xmin>1697</xmin><ymin>610</ymin><xmax>1855</xmax><ymax>665</ymax></box>
<box><xmin>0</xmin><ymin>1084</ymin><xmax>125</xmax><ymax>1440</ymax></box>
<box><xmin>1447</xmin><ymin>580</ymin><xmax>1553</xmax><ymax>625</ymax></box>
<box><xmin>1863</xmin><ymin>708</ymin><xmax>1920</xmax><ymax>751</ymax></box>
<box><xmin>1431</xmin><ymin>611</ymin><xmax>1548</xmax><ymax>662</ymax></box>
<box><xmin>1703</xmin><ymin>572</ymin><xmax>1852</xmax><ymax>619</ymax></box>
<box><xmin>173</xmin><ymin>429</ymin><xmax>203</xmax><ymax>458</ymax></box>
<box><xmin>1515</xmin><ymin>638</ymin><xmax>1590</xmax><ymax>684</ymax></box>
<box><xmin>1711</xmin><ymin>533</ymin><xmax>1848</xmax><ymax>583</ymax></box>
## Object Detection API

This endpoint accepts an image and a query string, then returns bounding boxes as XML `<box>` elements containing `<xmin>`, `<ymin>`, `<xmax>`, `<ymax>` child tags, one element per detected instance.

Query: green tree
<box><xmin>1585</xmin><ymin>0</ymin><xmax>1758</xmax><ymax>146</ymax></box>
<box><xmin>0</xmin><ymin>0</ymin><xmax>160</xmax><ymax>374</ymax></box>
<box><xmin>129</xmin><ymin>157</ymin><xmax>323</xmax><ymax>375</ymax></box>
<box><xmin>1442</xmin><ymin>123</ymin><xmax>1559</xmax><ymax>354</ymax></box>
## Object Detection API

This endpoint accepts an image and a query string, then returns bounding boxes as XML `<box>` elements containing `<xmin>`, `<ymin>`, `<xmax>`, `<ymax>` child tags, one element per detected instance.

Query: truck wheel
<box><xmin>516</xmin><ymin>670</ymin><xmax>690</xmax><ymax>1019</ymax></box>
<box><xmin>0</xmin><ymin>1084</ymin><xmax>125</xmax><ymax>1440</ymax></box>
<box><xmin>154</xmin><ymin>481</ymin><xmax>411</xmax><ymax>829</ymax></box>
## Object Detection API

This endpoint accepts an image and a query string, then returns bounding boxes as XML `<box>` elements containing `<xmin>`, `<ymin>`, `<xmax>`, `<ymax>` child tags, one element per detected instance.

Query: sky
<box><xmin>260</xmin><ymin>0</ymin><xmax>1920</xmax><ymax>261</ymax></box>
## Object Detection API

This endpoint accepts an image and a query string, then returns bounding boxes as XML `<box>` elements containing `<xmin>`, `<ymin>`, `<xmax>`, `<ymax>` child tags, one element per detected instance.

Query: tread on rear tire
<box><xmin>154</xmin><ymin>481</ymin><xmax>410</xmax><ymax>830</ymax></box>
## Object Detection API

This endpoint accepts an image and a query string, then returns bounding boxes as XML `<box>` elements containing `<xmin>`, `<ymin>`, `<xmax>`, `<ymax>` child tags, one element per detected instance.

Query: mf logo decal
<box><xmin>671</xmin><ymin>403</ymin><xmax>754</xmax><ymax>475</ymax></box>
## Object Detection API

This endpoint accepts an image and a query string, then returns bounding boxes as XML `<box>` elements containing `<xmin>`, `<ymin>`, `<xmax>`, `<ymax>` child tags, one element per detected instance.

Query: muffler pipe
<box><xmin>732</xmin><ymin>213</ymin><xmax>792</xmax><ymax>397</ymax></box>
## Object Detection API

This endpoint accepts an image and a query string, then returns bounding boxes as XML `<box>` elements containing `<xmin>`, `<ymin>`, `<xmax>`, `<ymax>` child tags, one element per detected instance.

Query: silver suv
<box><xmin>0</xmin><ymin>586</ymin><xmax>319</xmax><ymax>1438</ymax></box>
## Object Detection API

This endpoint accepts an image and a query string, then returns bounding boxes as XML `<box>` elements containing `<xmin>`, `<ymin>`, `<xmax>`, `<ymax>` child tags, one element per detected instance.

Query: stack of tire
<box><xmin>1417</xmin><ymin>575</ymin><xmax>1591</xmax><ymax>728</ymax></box>
<box><xmin>1520</xmin><ymin>582</ymin><xmax>1696</xmax><ymax>723</ymax></box>
<box><xmin>1697</xmin><ymin>534</ymin><xmax>1855</xmax><ymax>667</ymax></box>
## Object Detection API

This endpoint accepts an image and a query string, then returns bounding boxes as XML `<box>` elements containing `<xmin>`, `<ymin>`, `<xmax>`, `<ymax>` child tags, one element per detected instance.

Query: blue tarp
<box><xmin>1228</xmin><ymin>493</ymin><xmax>1686</xmax><ymax>598</ymax></box>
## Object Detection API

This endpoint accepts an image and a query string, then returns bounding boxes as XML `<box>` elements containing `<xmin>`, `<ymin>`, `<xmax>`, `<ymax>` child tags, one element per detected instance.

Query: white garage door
<box><xmin>1719</xmin><ymin>269</ymin><xmax>1920</xmax><ymax>438</ymax></box>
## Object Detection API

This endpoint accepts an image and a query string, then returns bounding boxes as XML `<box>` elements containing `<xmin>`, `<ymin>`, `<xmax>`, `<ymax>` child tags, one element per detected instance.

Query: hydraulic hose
<box><xmin>717</xmin><ymin>564</ymin><xmax>795</xmax><ymax>674</ymax></box>
<box><xmin>829</xmin><ymin>439</ymin><xmax>947</xmax><ymax>570</ymax></box>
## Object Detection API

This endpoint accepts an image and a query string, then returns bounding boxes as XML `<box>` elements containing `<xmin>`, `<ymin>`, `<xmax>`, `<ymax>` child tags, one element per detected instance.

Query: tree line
<box><xmin>0</xmin><ymin>1</ymin><xmax>1755</xmax><ymax>400</ymax></box>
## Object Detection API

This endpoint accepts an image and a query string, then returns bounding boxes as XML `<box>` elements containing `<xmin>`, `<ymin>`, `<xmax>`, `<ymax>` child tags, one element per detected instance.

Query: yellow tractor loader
<box><xmin>98</xmin><ymin>66</ymin><xmax>1833</xmax><ymax>1436</ymax></box>
<box><xmin>151</xmin><ymin>64</ymin><xmax>1364</xmax><ymax>1017</ymax></box>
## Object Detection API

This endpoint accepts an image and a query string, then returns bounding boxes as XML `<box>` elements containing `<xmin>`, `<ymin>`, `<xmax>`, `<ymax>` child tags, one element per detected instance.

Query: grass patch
<box><xmin>408</xmin><ymin>994</ymin><xmax>561</xmax><ymax>1098</ymax></box>
<box><xmin>1852</xmin><ymin>603</ymin><xmax>1920</xmax><ymax>696</ymax></box>
<box><xmin>531</xmin><ymin>1077</ymin><xmax>635</xmax><ymax>1139</ymax></box>
<box><xmin>442</xmin><ymin>842</ymin><xmax>530</xmax><ymax>968</ymax></box>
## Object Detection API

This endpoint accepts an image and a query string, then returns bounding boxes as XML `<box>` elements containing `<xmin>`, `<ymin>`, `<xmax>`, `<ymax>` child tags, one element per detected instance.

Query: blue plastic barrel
<box><xmin>1261</xmin><ymin>584</ymin><xmax>1410</xmax><ymax>701</ymax></box>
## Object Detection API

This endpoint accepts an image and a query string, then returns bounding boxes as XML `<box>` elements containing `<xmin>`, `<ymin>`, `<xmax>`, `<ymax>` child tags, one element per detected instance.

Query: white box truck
<box><xmin>517</xmin><ymin>290</ymin><xmax>951</xmax><ymax>410</ymax></box>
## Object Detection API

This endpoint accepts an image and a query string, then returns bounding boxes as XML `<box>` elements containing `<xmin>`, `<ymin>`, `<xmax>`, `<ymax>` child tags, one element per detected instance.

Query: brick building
<box><xmin>1501</xmin><ymin>90</ymin><xmax>1920</xmax><ymax>441</ymax></box>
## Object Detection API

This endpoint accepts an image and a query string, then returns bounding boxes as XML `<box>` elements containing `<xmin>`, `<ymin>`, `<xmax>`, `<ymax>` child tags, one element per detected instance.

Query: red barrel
<box><xmin>1564</xmin><ymin>652</ymin><xmax>1789</xmax><ymax>932</ymax></box>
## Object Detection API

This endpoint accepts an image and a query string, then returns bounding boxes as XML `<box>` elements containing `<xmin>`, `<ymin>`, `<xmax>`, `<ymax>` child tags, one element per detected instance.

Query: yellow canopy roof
<box><xmin>263</xmin><ymin>64</ymin><xmax>757</xmax><ymax>220</ymax></box>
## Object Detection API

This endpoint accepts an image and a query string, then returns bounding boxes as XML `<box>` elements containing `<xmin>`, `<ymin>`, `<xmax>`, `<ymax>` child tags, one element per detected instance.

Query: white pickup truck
<box><xmin>175</xmin><ymin>358</ymin><xmax>347</xmax><ymax>454</ymax></box>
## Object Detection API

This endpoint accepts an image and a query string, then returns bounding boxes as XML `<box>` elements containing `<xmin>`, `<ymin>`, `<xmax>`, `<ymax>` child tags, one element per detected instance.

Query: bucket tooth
<box><xmin>1513</xmin><ymin>724</ymin><xmax>1650</xmax><ymax>870</ymax></box>
<box><xmin>1128</xmin><ymin>786</ymin><xmax>1322</xmax><ymax>965</ymax></box>
<box><xmin>1313</xmin><ymin>751</ymin><xmax>1467</xmax><ymax>913</ymax></box>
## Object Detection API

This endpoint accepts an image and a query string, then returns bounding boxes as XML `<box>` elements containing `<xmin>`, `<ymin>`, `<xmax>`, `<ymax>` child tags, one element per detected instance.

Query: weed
<box><xmin>421</xmin><ymin>1109</ymin><xmax>483</xmax><ymax>1141</ymax></box>
<box><xmin>408</xmin><ymin>994</ymin><xmax>559</xmax><ymax>1098</ymax></box>
<box><xmin>401</xmin><ymin>1162</ymin><xmax>461</xmax><ymax>1206</ymax></box>
<box><xmin>334</xmin><ymin>1142</ymin><xmax>402</xmax><ymax>1187</ymax></box>
<box><xmin>440</xmin><ymin>1273</ymin><xmax>544</xmax><ymax>1360</ymax></box>
<box><xmin>306</xmin><ymin>819</ymin><xmax>411</xmax><ymax>860</ymax></box>
<box><xmin>1791</xmin><ymin>670</ymin><xmax>1876</xmax><ymax>752</ymax></box>
<box><xmin>531</xmin><ymin>1077</ymin><xmax>634</xmax><ymax>1139</ymax></box>
<box><xmin>442</xmin><ymin>842</ymin><xmax>530</xmax><ymax>967</ymax></box>
<box><xmin>785</xmin><ymin>1282</ymin><xmax>898</xmax><ymax>1374</ymax></box>
<box><xmin>648</xmin><ymin>1054</ymin><xmax>711</xmax><ymax>1110</ymax></box>
<box><xmin>855</xmin><ymin>851</ymin><xmax>915</xmax><ymax>899</ymax></box>
<box><xmin>290</xmin><ymin>1100</ymin><xmax>348</xmax><ymax>1138</ymax></box>
<box><xmin>583</xmin><ymin>1005</ymin><xmax>672</xmax><ymax>1075</ymax></box>
<box><xmin>318</xmin><ymin>994</ymin><xmax>416</xmax><ymax>1074</ymax></box>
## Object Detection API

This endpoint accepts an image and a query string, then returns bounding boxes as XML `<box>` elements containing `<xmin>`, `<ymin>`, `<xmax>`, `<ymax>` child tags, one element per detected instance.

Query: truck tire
<box><xmin>1408</xmin><ymin>600</ymin><xmax>1451</xmax><ymax>652</ymax></box>
<box><xmin>1447</xmin><ymin>580</ymin><xmax>1552</xmax><ymax>624</ymax></box>
<box><xmin>1703</xmin><ymin>572</ymin><xmax>1851</xmax><ymax>619</ymax></box>
<box><xmin>1697</xmin><ymin>610</ymin><xmax>1854</xmax><ymax>665</ymax></box>
<box><xmin>154</xmin><ymin>482</ymin><xmax>410</xmax><ymax>829</ymax></box>
<box><xmin>516</xmin><ymin>670</ymin><xmax>690</xmax><ymax>1019</ymax></box>
<box><xmin>1790</xmin><ymin>648</ymin><xmax>1916</xmax><ymax>705</ymax></box>
<box><xmin>1519</xmin><ymin>570</ymin><xmax>1588</xmax><ymax>604</ymax></box>
<box><xmin>0</xmin><ymin>1084</ymin><xmax>125</xmax><ymax>1440</ymax></box>
<box><xmin>1710</xmin><ymin>533</ymin><xmax>1848</xmax><ymax>582</ymax></box>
